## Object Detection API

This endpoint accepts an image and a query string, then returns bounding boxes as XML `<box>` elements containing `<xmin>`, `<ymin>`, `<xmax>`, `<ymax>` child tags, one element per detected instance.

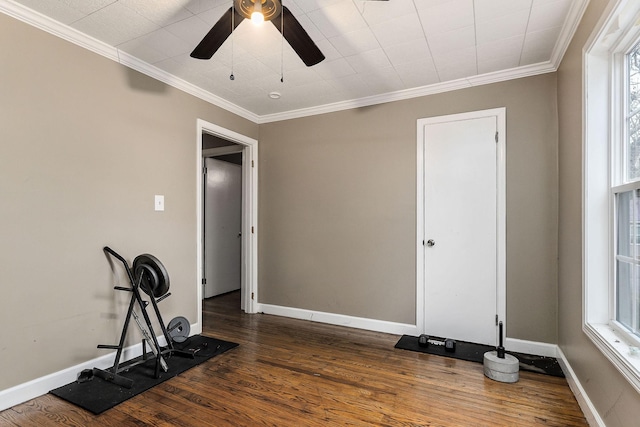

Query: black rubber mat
<box><xmin>50</xmin><ymin>335</ymin><xmax>238</xmax><ymax>414</ymax></box>
<box><xmin>395</xmin><ymin>334</ymin><xmax>564</xmax><ymax>377</ymax></box>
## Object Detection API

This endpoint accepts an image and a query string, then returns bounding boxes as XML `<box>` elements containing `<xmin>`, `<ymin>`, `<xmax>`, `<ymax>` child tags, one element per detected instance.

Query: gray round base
<box><xmin>483</xmin><ymin>351</ymin><xmax>519</xmax><ymax>383</ymax></box>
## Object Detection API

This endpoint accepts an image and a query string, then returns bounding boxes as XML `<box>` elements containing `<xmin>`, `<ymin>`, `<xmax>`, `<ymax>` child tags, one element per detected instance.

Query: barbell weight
<box><xmin>167</xmin><ymin>316</ymin><xmax>190</xmax><ymax>343</ymax></box>
<box><xmin>132</xmin><ymin>253</ymin><xmax>170</xmax><ymax>298</ymax></box>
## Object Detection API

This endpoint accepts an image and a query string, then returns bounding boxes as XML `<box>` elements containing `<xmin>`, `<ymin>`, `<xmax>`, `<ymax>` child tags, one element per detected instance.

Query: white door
<box><xmin>422</xmin><ymin>111</ymin><xmax>503</xmax><ymax>346</ymax></box>
<box><xmin>204</xmin><ymin>158</ymin><xmax>242</xmax><ymax>298</ymax></box>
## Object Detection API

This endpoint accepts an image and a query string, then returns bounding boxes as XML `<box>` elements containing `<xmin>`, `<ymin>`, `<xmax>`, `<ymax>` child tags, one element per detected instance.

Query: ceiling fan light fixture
<box><xmin>251</xmin><ymin>0</ymin><xmax>264</xmax><ymax>25</ymax></box>
<box><xmin>237</xmin><ymin>0</ymin><xmax>280</xmax><ymax>22</ymax></box>
<box><xmin>190</xmin><ymin>0</ymin><xmax>325</xmax><ymax>67</ymax></box>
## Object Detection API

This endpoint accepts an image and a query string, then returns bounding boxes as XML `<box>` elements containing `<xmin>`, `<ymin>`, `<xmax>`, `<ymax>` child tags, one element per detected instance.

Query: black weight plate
<box><xmin>167</xmin><ymin>316</ymin><xmax>190</xmax><ymax>343</ymax></box>
<box><xmin>133</xmin><ymin>253</ymin><xmax>170</xmax><ymax>298</ymax></box>
<box><xmin>134</xmin><ymin>263</ymin><xmax>159</xmax><ymax>296</ymax></box>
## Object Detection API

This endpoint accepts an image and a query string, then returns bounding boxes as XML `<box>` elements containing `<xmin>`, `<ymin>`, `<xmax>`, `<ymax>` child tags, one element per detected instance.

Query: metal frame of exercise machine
<box><xmin>93</xmin><ymin>246</ymin><xmax>193</xmax><ymax>388</ymax></box>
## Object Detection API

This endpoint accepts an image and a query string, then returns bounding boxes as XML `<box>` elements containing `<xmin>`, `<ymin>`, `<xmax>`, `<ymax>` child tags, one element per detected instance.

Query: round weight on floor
<box><xmin>483</xmin><ymin>350</ymin><xmax>519</xmax><ymax>383</ymax></box>
<box><xmin>168</xmin><ymin>316</ymin><xmax>190</xmax><ymax>343</ymax></box>
<box><xmin>133</xmin><ymin>253</ymin><xmax>170</xmax><ymax>297</ymax></box>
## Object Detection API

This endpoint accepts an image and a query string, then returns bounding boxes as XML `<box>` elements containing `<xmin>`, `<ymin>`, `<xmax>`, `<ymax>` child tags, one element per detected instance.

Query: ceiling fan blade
<box><xmin>190</xmin><ymin>7</ymin><xmax>245</xmax><ymax>60</ymax></box>
<box><xmin>271</xmin><ymin>6</ymin><xmax>325</xmax><ymax>67</ymax></box>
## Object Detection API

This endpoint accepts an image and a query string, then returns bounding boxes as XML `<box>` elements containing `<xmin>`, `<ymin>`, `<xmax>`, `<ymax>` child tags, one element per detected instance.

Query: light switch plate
<box><xmin>155</xmin><ymin>195</ymin><xmax>164</xmax><ymax>211</ymax></box>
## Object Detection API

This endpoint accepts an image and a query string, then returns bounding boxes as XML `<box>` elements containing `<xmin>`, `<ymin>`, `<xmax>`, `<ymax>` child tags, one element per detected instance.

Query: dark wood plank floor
<box><xmin>1</xmin><ymin>291</ymin><xmax>588</xmax><ymax>426</ymax></box>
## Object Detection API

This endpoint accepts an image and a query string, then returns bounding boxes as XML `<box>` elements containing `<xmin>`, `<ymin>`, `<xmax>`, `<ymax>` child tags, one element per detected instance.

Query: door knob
<box><xmin>426</xmin><ymin>239</ymin><xmax>435</xmax><ymax>247</ymax></box>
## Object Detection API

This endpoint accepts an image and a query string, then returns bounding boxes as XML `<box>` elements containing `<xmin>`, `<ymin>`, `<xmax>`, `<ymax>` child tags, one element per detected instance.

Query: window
<box><xmin>584</xmin><ymin>0</ymin><xmax>640</xmax><ymax>393</ymax></box>
<box><xmin>613</xmin><ymin>43</ymin><xmax>640</xmax><ymax>341</ymax></box>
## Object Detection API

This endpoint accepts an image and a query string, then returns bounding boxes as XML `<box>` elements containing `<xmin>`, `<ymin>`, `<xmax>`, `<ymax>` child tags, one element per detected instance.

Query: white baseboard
<box><xmin>505</xmin><ymin>337</ymin><xmax>559</xmax><ymax>358</ymax></box>
<box><xmin>256</xmin><ymin>303</ymin><xmax>419</xmax><ymax>336</ymax></box>
<box><xmin>258</xmin><ymin>303</ymin><xmax>566</xmax><ymax>358</ymax></box>
<box><xmin>192</xmin><ymin>320</ymin><xmax>202</xmax><ymax>336</ymax></box>
<box><xmin>557</xmin><ymin>347</ymin><xmax>605</xmax><ymax>427</ymax></box>
<box><xmin>257</xmin><ymin>303</ymin><xmax>567</xmax><ymax>359</ymax></box>
<box><xmin>0</xmin><ymin>332</ymin><xmax>177</xmax><ymax>413</ymax></box>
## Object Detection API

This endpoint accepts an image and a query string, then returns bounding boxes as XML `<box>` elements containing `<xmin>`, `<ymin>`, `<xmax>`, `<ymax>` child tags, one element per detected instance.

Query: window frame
<box><xmin>612</xmin><ymin>27</ymin><xmax>640</xmax><ymax>344</ymax></box>
<box><xmin>583</xmin><ymin>0</ymin><xmax>640</xmax><ymax>393</ymax></box>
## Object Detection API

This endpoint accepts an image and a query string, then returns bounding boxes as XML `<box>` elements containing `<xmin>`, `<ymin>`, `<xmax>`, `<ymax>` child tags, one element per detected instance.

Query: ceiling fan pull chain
<box><xmin>280</xmin><ymin>1</ymin><xmax>284</xmax><ymax>83</ymax></box>
<box><xmin>230</xmin><ymin>0</ymin><xmax>235</xmax><ymax>80</ymax></box>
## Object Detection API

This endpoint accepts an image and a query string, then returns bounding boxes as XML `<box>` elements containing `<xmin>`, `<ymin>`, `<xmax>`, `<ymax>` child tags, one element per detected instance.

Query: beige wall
<box><xmin>259</xmin><ymin>73</ymin><xmax>560</xmax><ymax>343</ymax></box>
<box><xmin>0</xmin><ymin>13</ymin><xmax>257</xmax><ymax>391</ymax></box>
<box><xmin>6</xmin><ymin>0</ymin><xmax>640</xmax><ymax>420</ymax></box>
<box><xmin>1</xmin><ymin>1</ymin><xmax>566</xmax><ymax>400</ymax></box>
<box><xmin>557</xmin><ymin>0</ymin><xmax>640</xmax><ymax>424</ymax></box>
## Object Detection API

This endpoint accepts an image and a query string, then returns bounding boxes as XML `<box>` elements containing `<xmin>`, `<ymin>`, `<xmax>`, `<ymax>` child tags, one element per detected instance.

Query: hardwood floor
<box><xmin>1</xmin><ymin>291</ymin><xmax>588</xmax><ymax>426</ymax></box>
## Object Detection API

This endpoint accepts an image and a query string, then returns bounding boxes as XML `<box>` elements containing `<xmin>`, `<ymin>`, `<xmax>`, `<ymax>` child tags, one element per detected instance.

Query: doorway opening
<box><xmin>203</xmin><ymin>139</ymin><xmax>243</xmax><ymax>299</ymax></box>
<box><xmin>195</xmin><ymin>119</ymin><xmax>258</xmax><ymax>336</ymax></box>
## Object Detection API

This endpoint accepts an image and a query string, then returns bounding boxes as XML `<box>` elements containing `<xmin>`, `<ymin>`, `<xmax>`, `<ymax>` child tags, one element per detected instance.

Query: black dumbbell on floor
<box><xmin>418</xmin><ymin>334</ymin><xmax>456</xmax><ymax>353</ymax></box>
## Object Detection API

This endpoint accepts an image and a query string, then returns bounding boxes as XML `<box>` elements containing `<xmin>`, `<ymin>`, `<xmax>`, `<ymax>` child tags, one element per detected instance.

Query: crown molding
<box><xmin>257</xmin><ymin>0</ymin><xmax>589</xmax><ymax>124</ymax></box>
<box><xmin>0</xmin><ymin>0</ymin><xmax>260</xmax><ymax>123</ymax></box>
<box><xmin>1</xmin><ymin>0</ymin><xmax>588</xmax><ymax>125</ymax></box>
<box><xmin>257</xmin><ymin>61</ymin><xmax>556</xmax><ymax>123</ymax></box>
<box><xmin>0</xmin><ymin>0</ymin><xmax>117</xmax><ymax>60</ymax></box>
<box><xmin>117</xmin><ymin>52</ymin><xmax>260</xmax><ymax>122</ymax></box>
<box><xmin>550</xmin><ymin>0</ymin><xmax>591</xmax><ymax>67</ymax></box>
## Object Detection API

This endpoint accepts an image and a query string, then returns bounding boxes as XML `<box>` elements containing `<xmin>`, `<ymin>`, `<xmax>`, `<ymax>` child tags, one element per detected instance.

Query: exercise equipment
<box><xmin>133</xmin><ymin>253</ymin><xmax>170</xmax><ymax>298</ymax></box>
<box><xmin>417</xmin><ymin>335</ymin><xmax>456</xmax><ymax>353</ymax></box>
<box><xmin>131</xmin><ymin>301</ymin><xmax>169</xmax><ymax>372</ymax></box>
<box><xmin>418</xmin><ymin>334</ymin><xmax>429</xmax><ymax>347</ymax></box>
<box><xmin>483</xmin><ymin>321</ymin><xmax>519</xmax><ymax>383</ymax></box>
<box><xmin>186</xmin><ymin>341</ymin><xmax>209</xmax><ymax>356</ymax></box>
<box><xmin>93</xmin><ymin>246</ymin><xmax>194</xmax><ymax>388</ymax></box>
<box><xmin>167</xmin><ymin>316</ymin><xmax>191</xmax><ymax>343</ymax></box>
<box><xmin>444</xmin><ymin>338</ymin><xmax>456</xmax><ymax>353</ymax></box>
<box><xmin>77</xmin><ymin>369</ymin><xmax>94</xmax><ymax>384</ymax></box>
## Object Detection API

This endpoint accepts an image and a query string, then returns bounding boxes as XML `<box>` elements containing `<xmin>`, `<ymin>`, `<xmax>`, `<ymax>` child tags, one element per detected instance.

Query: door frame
<box><xmin>195</xmin><ymin>119</ymin><xmax>258</xmax><ymax>334</ymax></box>
<box><xmin>416</xmin><ymin>107</ymin><xmax>506</xmax><ymax>341</ymax></box>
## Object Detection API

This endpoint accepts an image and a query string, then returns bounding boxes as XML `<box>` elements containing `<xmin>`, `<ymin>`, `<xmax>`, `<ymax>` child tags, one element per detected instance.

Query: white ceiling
<box><xmin>4</xmin><ymin>0</ymin><xmax>587</xmax><ymax>121</ymax></box>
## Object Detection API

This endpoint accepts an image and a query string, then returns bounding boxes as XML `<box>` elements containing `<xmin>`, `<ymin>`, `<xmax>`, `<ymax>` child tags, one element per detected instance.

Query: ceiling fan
<box><xmin>190</xmin><ymin>0</ymin><xmax>325</xmax><ymax>67</ymax></box>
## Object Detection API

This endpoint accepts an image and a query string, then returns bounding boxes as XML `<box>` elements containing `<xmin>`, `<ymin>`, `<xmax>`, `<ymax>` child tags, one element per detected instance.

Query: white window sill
<box><xmin>584</xmin><ymin>322</ymin><xmax>640</xmax><ymax>393</ymax></box>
